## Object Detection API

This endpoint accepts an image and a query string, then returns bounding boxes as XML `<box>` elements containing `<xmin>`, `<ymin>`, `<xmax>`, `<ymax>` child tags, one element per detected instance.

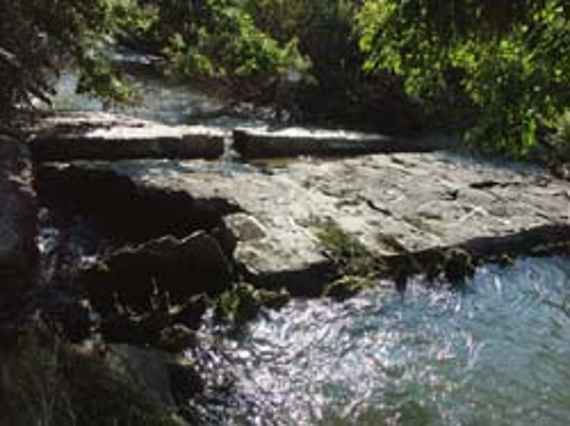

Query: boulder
<box><xmin>0</xmin><ymin>134</ymin><xmax>37</xmax><ymax>302</ymax></box>
<box><xmin>82</xmin><ymin>232</ymin><xmax>233</xmax><ymax>310</ymax></box>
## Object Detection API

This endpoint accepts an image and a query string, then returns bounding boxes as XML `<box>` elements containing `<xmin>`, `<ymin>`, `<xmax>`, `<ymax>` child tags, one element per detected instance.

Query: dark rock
<box><xmin>174</xmin><ymin>294</ymin><xmax>209</xmax><ymax>330</ymax></box>
<box><xmin>0</xmin><ymin>134</ymin><xmax>37</xmax><ymax>303</ymax></box>
<box><xmin>36</xmin><ymin>293</ymin><xmax>95</xmax><ymax>342</ymax></box>
<box><xmin>36</xmin><ymin>162</ymin><xmax>241</xmax><ymax>244</ymax></box>
<box><xmin>100</xmin><ymin>314</ymin><xmax>152</xmax><ymax>346</ymax></box>
<box><xmin>99</xmin><ymin>295</ymin><xmax>207</xmax><ymax>347</ymax></box>
<box><xmin>169</xmin><ymin>362</ymin><xmax>205</xmax><ymax>403</ymax></box>
<box><xmin>82</xmin><ymin>232</ymin><xmax>233</xmax><ymax>311</ymax></box>
<box><xmin>157</xmin><ymin>324</ymin><xmax>197</xmax><ymax>353</ymax></box>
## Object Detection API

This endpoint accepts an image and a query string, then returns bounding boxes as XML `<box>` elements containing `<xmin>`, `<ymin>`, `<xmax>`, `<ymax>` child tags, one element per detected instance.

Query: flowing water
<box><xmin>48</xmin><ymin>54</ymin><xmax>570</xmax><ymax>426</ymax></box>
<box><xmin>51</xmin><ymin>62</ymin><xmax>266</xmax><ymax>129</ymax></box>
<box><xmin>193</xmin><ymin>257</ymin><xmax>570</xmax><ymax>426</ymax></box>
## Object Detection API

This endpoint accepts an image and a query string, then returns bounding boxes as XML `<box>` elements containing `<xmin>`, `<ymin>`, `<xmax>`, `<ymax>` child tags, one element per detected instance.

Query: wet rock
<box><xmin>82</xmin><ymin>232</ymin><xmax>233</xmax><ymax>311</ymax></box>
<box><xmin>233</xmin><ymin>127</ymin><xmax>445</xmax><ymax>159</ymax></box>
<box><xmin>323</xmin><ymin>276</ymin><xmax>377</xmax><ymax>301</ymax></box>
<box><xmin>0</xmin><ymin>134</ymin><xmax>37</xmax><ymax>302</ymax></box>
<box><xmin>50</xmin><ymin>150</ymin><xmax>570</xmax><ymax>297</ymax></box>
<box><xmin>30</xmin><ymin>112</ymin><xmax>227</xmax><ymax>161</ymax></box>
<box><xmin>99</xmin><ymin>293</ymin><xmax>207</xmax><ymax>347</ymax></box>
<box><xmin>215</xmin><ymin>283</ymin><xmax>291</xmax><ymax>325</ymax></box>
<box><xmin>442</xmin><ymin>248</ymin><xmax>476</xmax><ymax>285</ymax></box>
<box><xmin>255</xmin><ymin>287</ymin><xmax>291</xmax><ymax>310</ymax></box>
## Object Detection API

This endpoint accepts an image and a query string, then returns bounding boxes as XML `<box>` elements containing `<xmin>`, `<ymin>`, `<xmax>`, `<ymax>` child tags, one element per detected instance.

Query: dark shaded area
<box><xmin>31</xmin><ymin>131</ymin><xmax>225</xmax><ymax>162</ymax></box>
<box><xmin>35</xmin><ymin>163</ymin><xmax>241</xmax><ymax>245</ymax></box>
<box><xmin>81</xmin><ymin>233</ymin><xmax>233</xmax><ymax>312</ymax></box>
<box><xmin>0</xmin><ymin>135</ymin><xmax>38</xmax><ymax>306</ymax></box>
<box><xmin>240</xmin><ymin>261</ymin><xmax>337</xmax><ymax>298</ymax></box>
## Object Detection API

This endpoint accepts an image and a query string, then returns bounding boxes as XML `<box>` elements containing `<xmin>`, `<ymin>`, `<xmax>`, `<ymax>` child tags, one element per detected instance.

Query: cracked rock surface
<box><xmin>41</xmin><ymin>150</ymin><xmax>570</xmax><ymax>294</ymax></box>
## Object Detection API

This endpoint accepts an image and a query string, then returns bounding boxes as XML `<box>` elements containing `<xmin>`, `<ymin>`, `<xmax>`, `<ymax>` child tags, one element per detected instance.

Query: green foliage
<box><xmin>358</xmin><ymin>0</ymin><xmax>570</xmax><ymax>156</ymax></box>
<box><xmin>551</xmin><ymin>110</ymin><xmax>570</xmax><ymax>160</ymax></box>
<box><xmin>214</xmin><ymin>283</ymin><xmax>290</xmax><ymax>325</ymax></box>
<box><xmin>142</xmin><ymin>0</ymin><xmax>412</xmax><ymax>127</ymax></box>
<box><xmin>323</xmin><ymin>275</ymin><xmax>376</xmax><ymax>301</ymax></box>
<box><xmin>113</xmin><ymin>0</ymin><xmax>159</xmax><ymax>36</ymax></box>
<box><xmin>146</xmin><ymin>0</ymin><xmax>307</xmax><ymax>102</ymax></box>
<box><xmin>315</xmin><ymin>220</ymin><xmax>379</xmax><ymax>278</ymax></box>
<box><xmin>242</xmin><ymin>0</ymin><xmax>376</xmax><ymax>122</ymax></box>
<box><xmin>0</xmin><ymin>0</ymin><xmax>139</xmax><ymax>116</ymax></box>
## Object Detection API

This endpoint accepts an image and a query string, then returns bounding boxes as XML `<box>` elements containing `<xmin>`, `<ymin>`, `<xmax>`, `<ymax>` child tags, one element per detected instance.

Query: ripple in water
<box><xmin>197</xmin><ymin>257</ymin><xmax>570</xmax><ymax>425</ymax></box>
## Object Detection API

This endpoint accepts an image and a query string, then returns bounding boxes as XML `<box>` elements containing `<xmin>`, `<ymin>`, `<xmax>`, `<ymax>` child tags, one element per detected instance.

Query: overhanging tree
<box><xmin>358</xmin><ymin>0</ymin><xmax>570</xmax><ymax>156</ymax></box>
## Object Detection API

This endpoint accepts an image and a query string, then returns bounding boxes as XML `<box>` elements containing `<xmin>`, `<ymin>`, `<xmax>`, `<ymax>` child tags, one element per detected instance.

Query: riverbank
<box><xmin>31</xmin><ymin>112</ymin><xmax>570</xmax><ymax>293</ymax></box>
<box><xmin>1</xmin><ymin>111</ymin><xmax>569</xmax><ymax>425</ymax></box>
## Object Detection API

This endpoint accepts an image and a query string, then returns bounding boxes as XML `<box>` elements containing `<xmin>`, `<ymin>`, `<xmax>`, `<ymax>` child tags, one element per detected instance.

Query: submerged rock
<box><xmin>0</xmin><ymin>133</ymin><xmax>37</xmax><ymax>302</ymax></box>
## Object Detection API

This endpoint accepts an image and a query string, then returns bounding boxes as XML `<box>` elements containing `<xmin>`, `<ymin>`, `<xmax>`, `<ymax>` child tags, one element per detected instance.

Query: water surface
<box><xmin>195</xmin><ymin>257</ymin><xmax>570</xmax><ymax>425</ymax></box>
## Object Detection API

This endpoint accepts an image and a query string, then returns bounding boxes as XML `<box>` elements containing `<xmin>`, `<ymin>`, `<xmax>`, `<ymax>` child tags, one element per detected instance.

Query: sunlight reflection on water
<box><xmin>198</xmin><ymin>257</ymin><xmax>570</xmax><ymax>425</ymax></box>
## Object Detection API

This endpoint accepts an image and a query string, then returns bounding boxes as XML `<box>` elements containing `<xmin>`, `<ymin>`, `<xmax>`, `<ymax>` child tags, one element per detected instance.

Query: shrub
<box><xmin>0</xmin><ymin>0</ymin><xmax>139</xmax><ymax>117</ymax></box>
<box><xmin>358</xmin><ymin>0</ymin><xmax>570</xmax><ymax>156</ymax></box>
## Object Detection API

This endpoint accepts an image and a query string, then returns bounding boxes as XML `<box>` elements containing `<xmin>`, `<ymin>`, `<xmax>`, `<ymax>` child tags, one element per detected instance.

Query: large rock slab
<box><xmin>48</xmin><ymin>151</ymin><xmax>569</xmax><ymax>295</ymax></box>
<box><xmin>30</xmin><ymin>112</ymin><xmax>227</xmax><ymax>162</ymax></box>
<box><xmin>233</xmin><ymin>127</ymin><xmax>449</xmax><ymax>159</ymax></box>
<box><xmin>0</xmin><ymin>134</ymin><xmax>37</xmax><ymax>301</ymax></box>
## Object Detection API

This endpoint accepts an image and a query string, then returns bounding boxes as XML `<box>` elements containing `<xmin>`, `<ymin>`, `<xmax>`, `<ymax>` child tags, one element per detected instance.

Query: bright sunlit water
<box><xmin>193</xmin><ymin>257</ymin><xmax>570</xmax><ymax>426</ymax></box>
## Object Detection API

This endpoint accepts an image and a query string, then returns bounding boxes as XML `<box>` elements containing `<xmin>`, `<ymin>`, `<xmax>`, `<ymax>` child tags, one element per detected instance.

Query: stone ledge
<box><xmin>233</xmin><ymin>127</ymin><xmax>446</xmax><ymax>159</ymax></box>
<box><xmin>30</xmin><ymin>112</ymin><xmax>227</xmax><ymax>162</ymax></box>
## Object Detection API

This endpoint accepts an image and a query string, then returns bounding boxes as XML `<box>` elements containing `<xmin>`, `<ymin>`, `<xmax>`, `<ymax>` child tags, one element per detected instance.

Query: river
<box><xmin>49</xmin><ymin>61</ymin><xmax>570</xmax><ymax>426</ymax></box>
<box><xmin>193</xmin><ymin>258</ymin><xmax>570</xmax><ymax>425</ymax></box>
